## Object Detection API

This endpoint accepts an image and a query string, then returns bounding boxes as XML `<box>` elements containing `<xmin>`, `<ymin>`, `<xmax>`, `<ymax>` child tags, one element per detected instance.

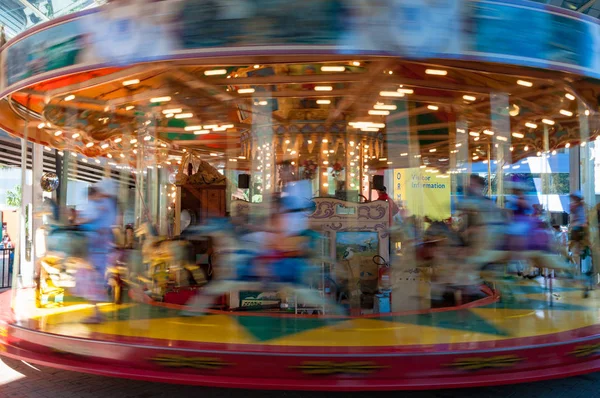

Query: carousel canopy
<box><xmin>0</xmin><ymin>56</ymin><xmax>599</xmax><ymax>176</ymax></box>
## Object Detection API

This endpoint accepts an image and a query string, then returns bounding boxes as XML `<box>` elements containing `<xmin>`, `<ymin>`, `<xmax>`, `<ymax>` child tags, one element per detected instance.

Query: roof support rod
<box><xmin>577</xmin><ymin>0</ymin><xmax>597</xmax><ymax>13</ymax></box>
<box><xmin>16</xmin><ymin>0</ymin><xmax>50</xmax><ymax>22</ymax></box>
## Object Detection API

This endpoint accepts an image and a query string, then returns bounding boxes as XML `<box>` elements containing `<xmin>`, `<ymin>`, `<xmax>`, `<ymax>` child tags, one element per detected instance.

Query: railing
<box><xmin>0</xmin><ymin>248</ymin><xmax>14</xmax><ymax>289</ymax></box>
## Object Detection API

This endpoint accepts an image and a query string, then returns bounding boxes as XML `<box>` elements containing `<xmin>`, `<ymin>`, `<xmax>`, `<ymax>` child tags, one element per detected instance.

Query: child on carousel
<box><xmin>237</xmin><ymin>180</ymin><xmax>316</xmax><ymax>284</ymax></box>
<box><xmin>260</xmin><ymin>188</ymin><xmax>317</xmax><ymax>285</ymax></box>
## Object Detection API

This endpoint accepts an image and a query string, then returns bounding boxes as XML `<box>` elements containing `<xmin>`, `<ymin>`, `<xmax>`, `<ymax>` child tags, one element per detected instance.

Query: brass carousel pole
<box><xmin>408</xmin><ymin>101</ymin><xmax>423</xmax><ymax>217</ymax></box>
<box><xmin>542</xmin><ymin>124</ymin><xmax>551</xmax><ymax>212</ymax></box>
<box><xmin>578</xmin><ymin>100</ymin><xmax>593</xmax><ymax>275</ymax></box>
<box><xmin>134</xmin><ymin>127</ymin><xmax>144</xmax><ymax>229</ymax></box>
<box><xmin>455</xmin><ymin>119</ymin><xmax>468</xmax><ymax>197</ymax></box>
<box><xmin>490</xmin><ymin>92</ymin><xmax>511</xmax><ymax>208</ymax></box>
<box><xmin>579</xmin><ymin>101</ymin><xmax>593</xmax><ymax>207</ymax></box>
<box><xmin>17</xmin><ymin>96</ymin><xmax>31</xmax><ymax>287</ymax></box>
<box><xmin>149</xmin><ymin>111</ymin><xmax>159</xmax><ymax>229</ymax></box>
<box><xmin>487</xmin><ymin>143</ymin><xmax>492</xmax><ymax>197</ymax></box>
<box><xmin>31</xmin><ymin>141</ymin><xmax>44</xmax><ymax>263</ymax></box>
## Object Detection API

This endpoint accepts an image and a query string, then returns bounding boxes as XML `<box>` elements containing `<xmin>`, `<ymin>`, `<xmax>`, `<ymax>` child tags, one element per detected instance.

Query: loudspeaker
<box><xmin>238</xmin><ymin>174</ymin><xmax>250</xmax><ymax>189</ymax></box>
<box><xmin>372</xmin><ymin>175</ymin><xmax>385</xmax><ymax>190</ymax></box>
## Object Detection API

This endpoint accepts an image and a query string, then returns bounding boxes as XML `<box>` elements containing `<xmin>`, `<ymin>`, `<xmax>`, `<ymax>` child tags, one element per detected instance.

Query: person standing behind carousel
<box><xmin>376</xmin><ymin>186</ymin><xmax>399</xmax><ymax>225</ymax></box>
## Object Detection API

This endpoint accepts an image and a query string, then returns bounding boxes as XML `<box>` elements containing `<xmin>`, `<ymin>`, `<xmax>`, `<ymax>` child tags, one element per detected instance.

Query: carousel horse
<box><xmin>134</xmin><ymin>222</ymin><xmax>207</xmax><ymax>299</ymax></box>
<box><xmin>36</xmin><ymin>208</ymin><xmax>97</xmax><ymax>307</ymax></box>
<box><xmin>181</xmin><ymin>217</ymin><xmax>342</xmax><ymax>316</ymax></box>
<box><xmin>419</xmin><ymin>217</ymin><xmax>489</xmax><ymax>304</ymax></box>
<box><xmin>565</xmin><ymin>205</ymin><xmax>600</xmax><ymax>297</ymax></box>
<box><xmin>586</xmin><ymin>205</ymin><xmax>600</xmax><ymax>290</ymax></box>
<box><xmin>473</xmin><ymin>214</ymin><xmax>580</xmax><ymax>300</ymax></box>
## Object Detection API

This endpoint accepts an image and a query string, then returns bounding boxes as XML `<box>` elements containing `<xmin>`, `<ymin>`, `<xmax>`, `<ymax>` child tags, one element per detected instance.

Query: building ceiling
<box><xmin>1</xmin><ymin>0</ymin><xmax>102</xmax><ymax>39</ymax></box>
<box><xmin>531</xmin><ymin>0</ymin><xmax>600</xmax><ymax>17</ymax></box>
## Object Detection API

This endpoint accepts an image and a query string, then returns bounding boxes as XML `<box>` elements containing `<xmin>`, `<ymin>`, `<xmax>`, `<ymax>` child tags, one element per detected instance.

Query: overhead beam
<box><xmin>415</xmin><ymin>60</ymin><xmax>559</xmax><ymax>83</ymax></box>
<box><xmin>47</xmin><ymin>65</ymin><xmax>166</xmax><ymax>98</ymax></box>
<box><xmin>107</xmin><ymin>89</ymin><xmax>172</xmax><ymax>107</ymax></box>
<box><xmin>169</xmin><ymin>69</ymin><xmax>237</xmax><ymax>103</ymax></box>
<box><xmin>171</xmin><ymin>139</ymin><xmax>241</xmax><ymax>146</ymax></box>
<box><xmin>169</xmin><ymin>68</ymin><xmax>286</xmax><ymax>122</ymax></box>
<box><xmin>326</xmin><ymin>60</ymin><xmax>392</xmax><ymax>124</ymax></box>
<box><xmin>17</xmin><ymin>89</ymin><xmax>108</xmax><ymax>107</ymax></box>
<box><xmin>206</xmin><ymin>73</ymin><xmax>364</xmax><ymax>86</ymax></box>
<box><xmin>578</xmin><ymin>0</ymin><xmax>597</xmax><ymax>13</ymax></box>
<box><xmin>389</xmin><ymin>77</ymin><xmax>493</xmax><ymax>95</ymax></box>
<box><xmin>237</xmin><ymin>89</ymin><xmax>354</xmax><ymax>99</ymax></box>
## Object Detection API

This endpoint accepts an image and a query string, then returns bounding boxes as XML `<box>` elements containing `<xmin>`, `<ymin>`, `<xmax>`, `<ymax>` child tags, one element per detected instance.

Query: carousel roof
<box><xmin>1</xmin><ymin>56</ymin><xmax>599</xmax><ymax>174</ymax></box>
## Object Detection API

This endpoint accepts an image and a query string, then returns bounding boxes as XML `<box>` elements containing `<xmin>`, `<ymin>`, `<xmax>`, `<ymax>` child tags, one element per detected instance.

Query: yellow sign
<box><xmin>392</xmin><ymin>168</ymin><xmax>451</xmax><ymax>220</ymax></box>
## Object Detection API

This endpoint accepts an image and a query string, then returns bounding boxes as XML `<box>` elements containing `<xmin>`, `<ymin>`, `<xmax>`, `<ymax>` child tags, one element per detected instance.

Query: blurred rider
<box><xmin>458</xmin><ymin>174</ymin><xmax>505</xmax><ymax>265</ymax></box>
<box><xmin>75</xmin><ymin>179</ymin><xmax>118</xmax><ymax>323</ymax></box>
<box><xmin>569</xmin><ymin>191</ymin><xmax>588</xmax><ymax>266</ymax></box>
<box><xmin>505</xmin><ymin>182</ymin><xmax>532</xmax><ymax>250</ymax></box>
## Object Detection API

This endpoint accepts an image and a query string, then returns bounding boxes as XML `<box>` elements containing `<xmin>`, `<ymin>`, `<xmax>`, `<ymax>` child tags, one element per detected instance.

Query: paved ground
<box><xmin>2</xmin><ymin>357</ymin><xmax>600</xmax><ymax>398</ymax></box>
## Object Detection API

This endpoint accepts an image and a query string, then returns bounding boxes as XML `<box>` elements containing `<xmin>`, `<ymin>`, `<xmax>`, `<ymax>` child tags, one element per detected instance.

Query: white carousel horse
<box><xmin>181</xmin><ymin>218</ymin><xmax>341</xmax><ymax>316</ymax></box>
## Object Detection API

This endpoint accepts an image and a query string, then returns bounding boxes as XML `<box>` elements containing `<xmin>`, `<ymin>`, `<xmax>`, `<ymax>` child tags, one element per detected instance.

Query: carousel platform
<box><xmin>2</xmin><ymin>279</ymin><xmax>600</xmax><ymax>390</ymax></box>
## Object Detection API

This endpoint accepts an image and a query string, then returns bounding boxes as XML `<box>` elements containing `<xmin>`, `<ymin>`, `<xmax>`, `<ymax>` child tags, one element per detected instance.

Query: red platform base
<box><xmin>3</xmin><ymin>323</ymin><xmax>600</xmax><ymax>390</ymax></box>
<box><xmin>2</xmin><ymin>287</ymin><xmax>600</xmax><ymax>390</ymax></box>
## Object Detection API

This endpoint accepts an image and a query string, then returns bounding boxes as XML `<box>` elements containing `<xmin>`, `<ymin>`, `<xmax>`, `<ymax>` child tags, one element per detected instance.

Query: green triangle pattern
<box><xmin>382</xmin><ymin>309</ymin><xmax>510</xmax><ymax>337</ymax></box>
<box><xmin>107</xmin><ymin>303</ymin><xmax>182</xmax><ymax>322</ymax></box>
<box><xmin>485</xmin><ymin>299</ymin><xmax>591</xmax><ymax>311</ymax></box>
<box><xmin>235</xmin><ymin>315</ymin><xmax>342</xmax><ymax>342</ymax></box>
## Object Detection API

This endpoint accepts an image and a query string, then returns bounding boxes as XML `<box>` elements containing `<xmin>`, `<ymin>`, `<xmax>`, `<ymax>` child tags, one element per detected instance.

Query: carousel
<box><xmin>2</xmin><ymin>0</ymin><xmax>600</xmax><ymax>390</ymax></box>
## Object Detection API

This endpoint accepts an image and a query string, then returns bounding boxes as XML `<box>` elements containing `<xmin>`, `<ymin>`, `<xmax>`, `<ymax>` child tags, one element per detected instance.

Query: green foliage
<box><xmin>483</xmin><ymin>173</ymin><xmax>571</xmax><ymax>196</ymax></box>
<box><xmin>5</xmin><ymin>185</ymin><xmax>30</xmax><ymax>256</ymax></box>
<box><xmin>549</xmin><ymin>173</ymin><xmax>571</xmax><ymax>195</ymax></box>
<box><xmin>6</xmin><ymin>185</ymin><xmax>21</xmax><ymax>208</ymax></box>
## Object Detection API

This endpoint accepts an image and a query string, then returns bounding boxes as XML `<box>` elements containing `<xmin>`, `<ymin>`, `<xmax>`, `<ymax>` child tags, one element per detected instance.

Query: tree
<box><xmin>5</xmin><ymin>185</ymin><xmax>31</xmax><ymax>259</ymax></box>
<box><xmin>6</xmin><ymin>185</ymin><xmax>21</xmax><ymax>208</ymax></box>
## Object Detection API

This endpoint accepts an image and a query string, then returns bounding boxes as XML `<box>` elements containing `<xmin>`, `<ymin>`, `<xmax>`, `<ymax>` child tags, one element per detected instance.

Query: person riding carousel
<box><xmin>73</xmin><ymin>179</ymin><xmax>118</xmax><ymax>323</ymax></box>
<box><xmin>501</xmin><ymin>178</ymin><xmax>570</xmax><ymax>279</ymax></box>
<box><xmin>569</xmin><ymin>190</ymin><xmax>590</xmax><ymax>268</ymax></box>
<box><xmin>182</xmin><ymin>179</ymin><xmax>328</xmax><ymax>316</ymax></box>
<box><xmin>504</xmin><ymin>179</ymin><xmax>533</xmax><ymax>252</ymax></box>
<box><xmin>456</xmin><ymin>174</ymin><xmax>506</xmax><ymax>266</ymax></box>
<box><xmin>251</xmin><ymin>180</ymin><xmax>318</xmax><ymax>285</ymax></box>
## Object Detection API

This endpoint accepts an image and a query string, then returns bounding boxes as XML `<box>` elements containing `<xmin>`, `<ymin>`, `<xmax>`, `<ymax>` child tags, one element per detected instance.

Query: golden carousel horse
<box><xmin>134</xmin><ymin>222</ymin><xmax>207</xmax><ymax>300</ymax></box>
